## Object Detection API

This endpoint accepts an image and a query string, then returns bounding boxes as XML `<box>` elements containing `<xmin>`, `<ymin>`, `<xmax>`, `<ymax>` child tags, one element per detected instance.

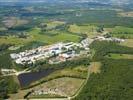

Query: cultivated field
<box><xmin>106</xmin><ymin>26</ymin><xmax>133</xmax><ymax>33</ymax></box>
<box><xmin>29</xmin><ymin>28</ymin><xmax>81</xmax><ymax>44</ymax></box>
<box><xmin>0</xmin><ymin>26</ymin><xmax>81</xmax><ymax>45</ymax></box>
<box><xmin>68</xmin><ymin>24</ymin><xmax>99</xmax><ymax>37</ymax></box>
<box><xmin>46</xmin><ymin>21</ymin><xmax>65</xmax><ymax>29</ymax></box>
<box><xmin>105</xmin><ymin>26</ymin><xmax>133</xmax><ymax>38</ymax></box>
<box><xmin>2</xmin><ymin>17</ymin><xmax>28</xmax><ymax>28</ymax></box>
<box><xmin>30</xmin><ymin>77</ymin><xmax>85</xmax><ymax>98</ymax></box>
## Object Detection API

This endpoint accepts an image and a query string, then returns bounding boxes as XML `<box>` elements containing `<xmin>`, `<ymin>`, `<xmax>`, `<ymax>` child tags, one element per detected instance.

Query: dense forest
<box><xmin>74</xmin><ymin>41</ymin><xmax>133</xmax><ymax>100</ymax></box>
<box><xmin>0</xmin><ymin>76</ymin><xmax>19</xmax><ymax>99</ymax></box>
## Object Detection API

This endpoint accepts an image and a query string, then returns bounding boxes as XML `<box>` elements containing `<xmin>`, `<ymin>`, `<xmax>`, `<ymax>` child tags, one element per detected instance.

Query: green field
<box><xmin>68</xmin><ymin>24</ymin><xmax>99</xmax><ymax>37</ymax></box>
<box><xmin>46</xmin><ymin>21</ymin><xmax>65</xmax><ymax>29</ymax></box>
<box><xmin>29</xmin><ymin>28</ymin><xmax>81</xmax><ymax>44</ymax></box>
<box><xmin>0</xmin><ymin>36</ymin><xmax>33</xmax><ymax>45</ymax></box>
<box><xmin>121</xmin><ymin>39</ymin><xmax>133</xmax><ymax>47</ymax></box>
<box><xmin>112</xmin><ymin>26</ymin><xmax>133</xmax><ymax>33</ymax></box>
<box><xmin>0</xmin><ymin>27</ymin><xmax>81</xmax><ymax>46</ymax></box>
<box><xmin>106</xmin><ymin>53</ymin><xmax>133</xmax><ymax>59</ymax></box>
<box><xmin>105</xmin><ymin>26</ymin><xmax>133</xmax><ymax>38</ymax></box>
<box><xmin>68</xmin><ymin>24</ymin><xmax>97</xmax><ymax>33</ymax></box>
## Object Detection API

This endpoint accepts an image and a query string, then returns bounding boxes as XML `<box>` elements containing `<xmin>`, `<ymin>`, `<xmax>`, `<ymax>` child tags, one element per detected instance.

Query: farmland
<box><xmin>2</xmin><ymin>17</ymin><xmax>29</xmax><ymax>28</ymax></box>
<box><xmin>8</xmin><ymin>65</ymin><xmax>88</xmax><ymax>99</ymax></box>
<box><xmin>105</xmin><ymin>26</ymin><xmax>133</xmax><ymax>39</ymax></box>
<box><xmin>46</xmin><ymin>21</ymin><xmax>65</xmax><ymax>29</ymax></box>
<box><xmin>29</xmin><ymin>77</ymin><xmax>85</xmax><ymax>98</ymax></box>
<box><xmin>0</xmin><ymin>25</ymin><xmax>81</xmax><ymax>46</ymax></box>
<box><xmin>29</xmin><ymin>28</ymin><xmax>81</xmax><ymax>44</ymax></box>
<box><xmin>68</xmin><ymin>24</ymin><xmax>99</xmax><ymax>38</ymax></box>
<box><xmin>0</xmin><ymin>1</ymin><xmax>133</xmax><ymax>100</ymax></box>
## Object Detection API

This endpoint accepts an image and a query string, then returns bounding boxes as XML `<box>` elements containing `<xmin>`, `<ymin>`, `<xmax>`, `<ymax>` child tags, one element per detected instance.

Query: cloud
<box><xmin>0</xmin><ymin>0</ymin><xmax>132</xmax><ymax>4</ymax></box>
<box><xmin>111</xmin><ymin>0</ymin><xmax>131</xmax><ymax>4</ymax></box>
<box><xmin>0</xmin><ymin>0</ymin><xmax>18</xmax><ymax>2</ymax></box>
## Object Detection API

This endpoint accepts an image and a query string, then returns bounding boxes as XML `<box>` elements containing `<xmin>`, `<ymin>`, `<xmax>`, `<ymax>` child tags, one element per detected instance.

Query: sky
<box><xmin>0</xmin><ymin>0</ymin><xmax>132</xmax><ymax>4</ymax></box>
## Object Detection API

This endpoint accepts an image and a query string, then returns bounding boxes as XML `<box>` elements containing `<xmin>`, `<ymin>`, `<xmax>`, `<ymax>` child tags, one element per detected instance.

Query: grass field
<box><xmin>105</xmin><ymin>26</ymin><xmax>133</xmax><ymax>33</ymax></box>
<box><xmin>105</xmin><ymin>26</ymin><xmax>133</xmax><ymax>38</ymax></box>
<box><xmin>106</xmin><ymin>53</ymin><xmax>133</xmax><ymax>59</ymax></box>
<box><xmin>120</xmin><ymin>39</ymin><xmax>133</xmax><ymax>47</ymax></box>
<box><xmin>112</xmin><ymin>33</ymin><xmax>133</xmax><ymax>38</ymax></box>
<box><xmin>89</xmin><ymin>62</ymin><xmax>101</xmax><ymax>74</ymax></box>
<box><xmin>9</xmin><ymin>89</ymin><xmax>32</xmax><ymax>99</ymax></box>
<box><xmin>112</xmin><ymin>26</ymin><xmax>133</xmax><ymax>33</ymax></box>
<box><xmin>46</xmin><ymin>21</ymin><xmax>65</xmax><ymax>29</ymax></box>
<box><xmin>0</xmin><ymin>36</ymin><xmax>33</xmax><ymax>45</ymax></box>
<box><xmin>29</xmin><ymin>28</ymin><xmax>81</xmax><ymax>44</ymax></box>
<box><xmin>68</xmin><ymin>24</ymin><xmax>98</xmax><ymax>37</ymax></box>
<box><xmin>30</xmin><ymin>66</ymin><xmax>88</xmax><ymax>87</ymax></box>
<box><xmin>0</xmin><ymin>27</ymin><xmax>7</xmax><ymax>31</ymax></box>
<box><xmin>0</xmin><ymin>27</ymin><xmax>81</xmax><ymax>46</ymax></box>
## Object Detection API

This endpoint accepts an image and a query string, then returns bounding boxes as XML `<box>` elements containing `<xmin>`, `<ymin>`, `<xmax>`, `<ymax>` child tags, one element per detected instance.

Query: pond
<box><xmin>18</xmin><ymin>69</ymin><xmax>55</xmax><ymax>88</ymax></box>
